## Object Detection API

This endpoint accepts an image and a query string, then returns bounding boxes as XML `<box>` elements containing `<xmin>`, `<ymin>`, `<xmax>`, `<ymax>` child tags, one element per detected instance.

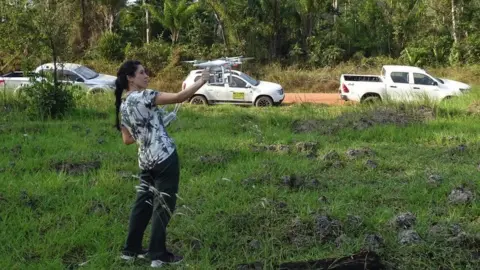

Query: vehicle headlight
<box><xmin>277</xmin><ymin>89</ymin><xmax>284</xmax><ymax>95</ymax></box>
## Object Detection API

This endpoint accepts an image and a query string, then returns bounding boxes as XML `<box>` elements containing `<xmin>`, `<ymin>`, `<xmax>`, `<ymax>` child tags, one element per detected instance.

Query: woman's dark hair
<box><xmin>115</xmin><ymin>60</ymin><xmax>141</xmax><ymax>131</ymax></box>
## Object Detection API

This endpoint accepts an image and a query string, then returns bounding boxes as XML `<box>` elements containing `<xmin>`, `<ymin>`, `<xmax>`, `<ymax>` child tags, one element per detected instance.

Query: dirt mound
<box><xmin>293</xmin><ymin>106</ymin><xmax>435</xmax><ymax>134</ymax></box>
<box><xmin>467</xmin><ymin>101</ymin><xmax>480</xmax><ymax>115</ymax></box>
<box><xmin>52</xmin><ymin>160</ymin><xmax>101</xmax><ymax>175</ymax></box>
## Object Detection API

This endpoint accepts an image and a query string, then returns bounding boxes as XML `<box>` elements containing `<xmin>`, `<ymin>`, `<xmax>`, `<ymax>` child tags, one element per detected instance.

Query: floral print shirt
<box><xmin>121</xmin><ymin>89</ymin><xmax>176</xmax><ymax>170</ymax></box>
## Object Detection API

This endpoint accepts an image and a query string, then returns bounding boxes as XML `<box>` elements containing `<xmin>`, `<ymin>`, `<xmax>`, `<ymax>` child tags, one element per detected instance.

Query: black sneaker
<box><xmin>150</xmin><ymin>251</ymin><xmax>183</xmax><ymax>268</ymax></box>
<box><xmin>121</xmin><ymin>249</ymin><xmax>149</xmax><ymax>261</ymax></box>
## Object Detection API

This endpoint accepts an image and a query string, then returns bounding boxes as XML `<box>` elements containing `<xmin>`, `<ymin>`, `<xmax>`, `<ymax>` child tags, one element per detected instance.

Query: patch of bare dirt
<box><xmin>446</xmin><ymin>144</ymin><xmax>468</xmax><ymax>156</ymax></box>
<box><xmin>88</xmin><ymin>201</ymin><xmax>110</xmax><ymax>216</ymax></box>
<box><xmin>428</xmin><ymin>223</ymin><xmax>480</xmax><ymax>249</ymax></box>
<box><xmin>467</xmin><ymin>101</ymin><xmax>480</xmax><ymax>115</ymax></box>
<box><xmin>287</xmin><ymin>217</ymin><xmax>315</xmax><ymax>247</ymax></box>
<box><xmin>286</xmin><ymin>215</ymin><xmax>344</xmax><ymax>247</ymax></box>
<box><xmin>346</xmin><ymin>147</ymin><xmax>375</xmax><ymax>159</ymax></box>
<box><xmin>314</xmin><ymin>215</ymin><xmax>343</xmax><ymax>241</ymax></box>
<box><xmin>391</xmin><ymin>212</ymin><xmax>416</xmax><ymax>230</ymax></box>
<box><xmin>250</xmin><ymin>141</ymin><xmax>318</xmax><ymax>157</ymax></box>
<box><xmin>248</xmin><ymin>239</ymin><xmax>261</xmax><ymax>250</ymax></box>
<box><xmin>364</xmin><ymin>233</ymin><xmax>385</xmax><ymax>251</ymax></box>
<box><xmin>61</xmin><ymin>245</ymin><xmax>87</xmax><ymax>269</ymax></box>
<box><xmin>280</xmin><ymin>175</ymin><xmax>325</xmax><ymax>190</ymax></box>
<box><xmin>448</xmin><ymin>187</ymin><xmax>474</xmax><ymax>204</ymax></box>
<box><xmin>398</xmin><ymin>230</ymin><xmax>422</xmax><ymax>245</ymax></box>
<box><xmin>292</xmin><ymin>106</ymin><xmax>435</xmax><ymax>134</ymax></box>
<box><xmin>388</xmin><ymin>212</ymin><xmax>423</xmax><ymax>245</ymax></box>
<box><xmin>427</xmin><ymin>174</ymin><xmax>443</xmax><ymax>186</ymax></box>
<box><xmin>52</xmin><ymin>160</ymin><xmax>101</xmax><ymax>175</ymax></box>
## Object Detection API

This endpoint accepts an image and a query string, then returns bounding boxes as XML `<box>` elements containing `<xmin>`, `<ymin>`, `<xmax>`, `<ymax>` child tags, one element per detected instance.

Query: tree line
<box><xmin>1</xmin><ymin>0</ymin><xmax>480</xmax><ymax>74</ymax></box>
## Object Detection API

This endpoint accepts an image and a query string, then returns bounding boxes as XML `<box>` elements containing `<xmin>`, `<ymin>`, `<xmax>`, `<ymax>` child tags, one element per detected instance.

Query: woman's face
<box><xmin>128</xmin><ymin>65</ymin><xmax>149</xmax><ymax>90</ymax></box>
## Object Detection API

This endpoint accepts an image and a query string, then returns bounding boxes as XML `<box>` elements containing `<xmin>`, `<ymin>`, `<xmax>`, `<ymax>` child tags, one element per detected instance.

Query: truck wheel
<box><xmin>255</xmin><ymin>96</ymin><xmax>273</xmax><ymax>107</ymax></box>
<box><xmin>190</xmin><ymin>95</ymin><xmax>208</xmax><ymax>105</ymax></box>
<box><xmin>361</xmin><ymin>95</ymin><xmax>381</xmax><ymax>104</ymax></box>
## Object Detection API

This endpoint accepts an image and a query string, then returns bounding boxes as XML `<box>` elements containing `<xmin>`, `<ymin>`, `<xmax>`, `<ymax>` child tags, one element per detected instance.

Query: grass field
<box><xmin>1</xmin><ymin>89</ymin><xmax>479</xmax><ymax>269</ymax></box>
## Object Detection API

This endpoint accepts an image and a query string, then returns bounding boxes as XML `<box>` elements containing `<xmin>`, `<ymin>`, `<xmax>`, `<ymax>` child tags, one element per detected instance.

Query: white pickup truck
<box><xmin>0</xmin><ymin>63</ymin><xmax>116</xmax><ymax>94</ymax></box>
<box><xmin>339</xmin><ymin>65</ymin><xmax>471</xmax><ymax>103</ymax></box>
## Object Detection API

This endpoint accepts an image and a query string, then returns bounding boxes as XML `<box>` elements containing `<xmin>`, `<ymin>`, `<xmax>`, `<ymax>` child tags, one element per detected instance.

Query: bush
<box><xmin>20</xmin><ymin>74</ymin><xmax>79</xmax><ymax>119</ymax></box>
<box><xmin>96</xmin><ymin>32</ymin><xmax>125</xmax><ymax>61</ymax></box>
<box><xmin>125</xmin><ymin>40</ymin><xmax>171</xmax><ymax>75</ymax></box>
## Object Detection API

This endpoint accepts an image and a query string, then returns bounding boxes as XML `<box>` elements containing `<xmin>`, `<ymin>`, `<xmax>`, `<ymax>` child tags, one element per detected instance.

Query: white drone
<box><xmin>183</xmin><ymin>56</ymin><xmax>253</xmax><ymax>70</ymax></box>
<box><xmin>182</xmin><ymin>56</ymin><xmax>254</xmax><ymax>85</ymax></box>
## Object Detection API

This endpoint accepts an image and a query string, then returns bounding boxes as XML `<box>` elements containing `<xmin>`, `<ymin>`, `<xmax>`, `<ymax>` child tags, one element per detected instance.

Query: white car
<box><xmin>182</xmin><ymin>69</ymin><xmax>285</xmax><ymax>106</ymax></box>
<box><xmin>0</xmin><ymin>63</ymin><xmax>116</xmax><ymax>94</ymax></box>
<box><xmin>35</xmin><ymin>63</ymin><xmax>117</xmax><ymax>93</ymax></box>
<box><xmin>339</xmin><ymin>65</ymin><xmax>471</xmax><ymax>103</ymax></box>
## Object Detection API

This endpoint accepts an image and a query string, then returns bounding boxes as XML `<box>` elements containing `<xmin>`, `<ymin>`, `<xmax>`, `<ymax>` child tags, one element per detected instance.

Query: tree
<box><xmin>148</xmin><ymin>0</ymin><xmax>200</xmax><ymax>44</ymax></box>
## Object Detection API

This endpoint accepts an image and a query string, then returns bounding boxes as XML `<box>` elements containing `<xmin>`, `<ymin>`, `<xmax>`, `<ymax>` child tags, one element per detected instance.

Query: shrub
<box><xmin>125</xmin><ymin>40</ymin><xmax>171</xmax><ymax>75</ymax></box>
<box><xmin>20</xmin><ymin>74</ymin><xmax>79</xmax><ymax>119</ymax></box>
<box><xmin>96</xmin><ymin>32</ymin><xmax>125</xmax><ymax>61</ymax></box>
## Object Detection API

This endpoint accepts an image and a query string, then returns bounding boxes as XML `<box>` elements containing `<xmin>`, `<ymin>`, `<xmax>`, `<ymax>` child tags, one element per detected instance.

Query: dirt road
<box><xmin>283</xmin><ymin>93</ymin><xmax>347</xmax><ymax>105</ymax></box>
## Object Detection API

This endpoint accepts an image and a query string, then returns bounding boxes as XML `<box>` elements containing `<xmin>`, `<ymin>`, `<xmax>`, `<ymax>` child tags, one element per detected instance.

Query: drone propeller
<box><xmin>181</xmin><ymin>60</ymin><xmax>206</xmax><ymax>65</ymax></box>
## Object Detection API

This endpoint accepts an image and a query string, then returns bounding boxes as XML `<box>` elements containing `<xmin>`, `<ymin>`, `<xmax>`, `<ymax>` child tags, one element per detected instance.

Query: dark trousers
<box><xmin>123</xmin><ymin>150</ymin><xmax>180</xmax><ymax>260</ymax></box>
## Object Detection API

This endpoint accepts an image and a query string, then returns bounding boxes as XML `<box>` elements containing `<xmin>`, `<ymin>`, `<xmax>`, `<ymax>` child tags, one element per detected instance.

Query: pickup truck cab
<box><xmin>0</xmin><ymin>63</ymin><xmax>116</xmax><ymax>94</ymax></box>
<box><xmin>182</xmin><ymin>69</ymin><xmax>285</xmax><ymax>107</ymax></box>
<box><xmin>339</xmin><ymin>65</ymin><xmax>471</xmax><ymax>103</ymax></box>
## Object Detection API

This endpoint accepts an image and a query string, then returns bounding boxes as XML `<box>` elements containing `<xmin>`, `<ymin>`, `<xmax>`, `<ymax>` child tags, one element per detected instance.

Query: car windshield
<box><xmin>238</xmin><ymin>72</ymin><xmax>260</xmax><ymax>86</ymax></box>
<box><xmin>74</xmin><ymin>66</ymin><xmax>99</xmax><ymax>80</ymax></box>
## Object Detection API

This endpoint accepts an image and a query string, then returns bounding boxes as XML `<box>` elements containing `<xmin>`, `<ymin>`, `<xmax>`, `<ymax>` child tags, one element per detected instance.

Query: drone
<box><xmin>182</xmin><ymin>56</ymin><xmax>254</xmax><ymax>84</ymax></box>
<box><xmin>182</xmin><ymin>56</ymin><xmax>253</xmax><ymax>71</ymax></box>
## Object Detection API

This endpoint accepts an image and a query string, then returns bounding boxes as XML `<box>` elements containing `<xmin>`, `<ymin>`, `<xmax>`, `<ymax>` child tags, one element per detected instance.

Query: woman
<box><xmin>114</xmin><ymin>60</ymin><xmax>209</xmax><ymax>268</ymax></box>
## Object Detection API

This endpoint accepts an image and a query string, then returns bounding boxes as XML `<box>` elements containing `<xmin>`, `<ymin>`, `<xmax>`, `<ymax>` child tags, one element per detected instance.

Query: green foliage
<box><xmin>462</xmin><ymin>34</ymin><xmax>480</xmax><ymax>65</ymax></box>
<box><xmin>2</xmin><ymin>0</ymin><xmax>480</xmax><ymax>72</ymax></box>
<box><xmin>20</xmin><ymin>75</ymin><xmax>79</xmax><ymax>120</ymax></box>
<box><xmin>147</xmin><ymin>0</ymin><xmax>200</xmax><ymax>44</ymax></box>
<box><xmin>96</xmin><ymin>32</ymin><xmax>125</xmax><ymax>61</ymax></box>
<box><xmin>125</xmin><ymin>40</ymin><xmax>172</xmax><ymax>74</ymax></box>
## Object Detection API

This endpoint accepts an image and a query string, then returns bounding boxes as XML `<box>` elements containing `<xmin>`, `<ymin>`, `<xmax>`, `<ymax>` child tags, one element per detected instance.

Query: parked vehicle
<box><xmin>339</xmin><ymin>65</ymin><xmax>471</xmax><ymax>103</ymax></box>
<box><xmin>182</xmin><ymin>57</ymin><xmax>284</xmax><ymax>107</ymax></box>
<box><xmin>0</xmin><ymin>63</ymin><xmax>116</xmax><ymax>94</ymax></box>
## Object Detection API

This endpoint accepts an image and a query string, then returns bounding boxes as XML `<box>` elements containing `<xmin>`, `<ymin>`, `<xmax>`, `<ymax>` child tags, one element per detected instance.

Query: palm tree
<box><xmin>147</xmin><ymin>0</ymin><xmax>199</xmax><ymax>44</ymax></box>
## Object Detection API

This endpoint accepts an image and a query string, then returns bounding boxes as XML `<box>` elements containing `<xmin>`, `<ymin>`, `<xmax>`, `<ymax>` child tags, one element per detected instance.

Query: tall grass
<box><xmin>83</xmin><ymin>59</ymin><xmax>480</xmax><ymax>93</ymax></box>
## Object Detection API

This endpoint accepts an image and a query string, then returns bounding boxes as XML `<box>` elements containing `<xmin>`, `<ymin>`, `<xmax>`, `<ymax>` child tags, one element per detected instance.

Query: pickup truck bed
<box><xmin>0</xmin><ymin>71</ymin><xmax>33</xmax><ymax>90</ymax></box>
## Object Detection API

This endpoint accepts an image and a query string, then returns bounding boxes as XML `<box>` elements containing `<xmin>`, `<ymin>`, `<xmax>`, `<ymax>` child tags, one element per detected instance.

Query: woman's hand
<box><xmin>154</xmin><ymin>69</ymin><xmax>210</xmax><ymax>105</ymax></box>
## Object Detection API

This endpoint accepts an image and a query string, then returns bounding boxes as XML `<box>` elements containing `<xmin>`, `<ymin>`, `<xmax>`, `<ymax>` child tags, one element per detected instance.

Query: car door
<box><xmin>386</xmin><ymin>71</ymin><xmax>413</xmax><ymax>101</ymax></box>
<box><xmin>225</xmin><ymin>75</ymin><xmax>251</xmax><ymax>104</ymax></box>
<box><xmin>411</xmin><ymin>73</ymin><xmax>441</xmax><ymax>101</ymax></box>
<box><xmin>201</xmin><ymin>74</ymin><xmax>226</xmax><ymax>103</ymax></box>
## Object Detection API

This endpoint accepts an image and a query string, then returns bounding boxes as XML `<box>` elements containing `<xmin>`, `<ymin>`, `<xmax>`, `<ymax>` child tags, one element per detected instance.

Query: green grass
<box><xmin>1</xmin><ymin>89</ymin><xmax>480</xmax><ymax>269</ymax></box>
